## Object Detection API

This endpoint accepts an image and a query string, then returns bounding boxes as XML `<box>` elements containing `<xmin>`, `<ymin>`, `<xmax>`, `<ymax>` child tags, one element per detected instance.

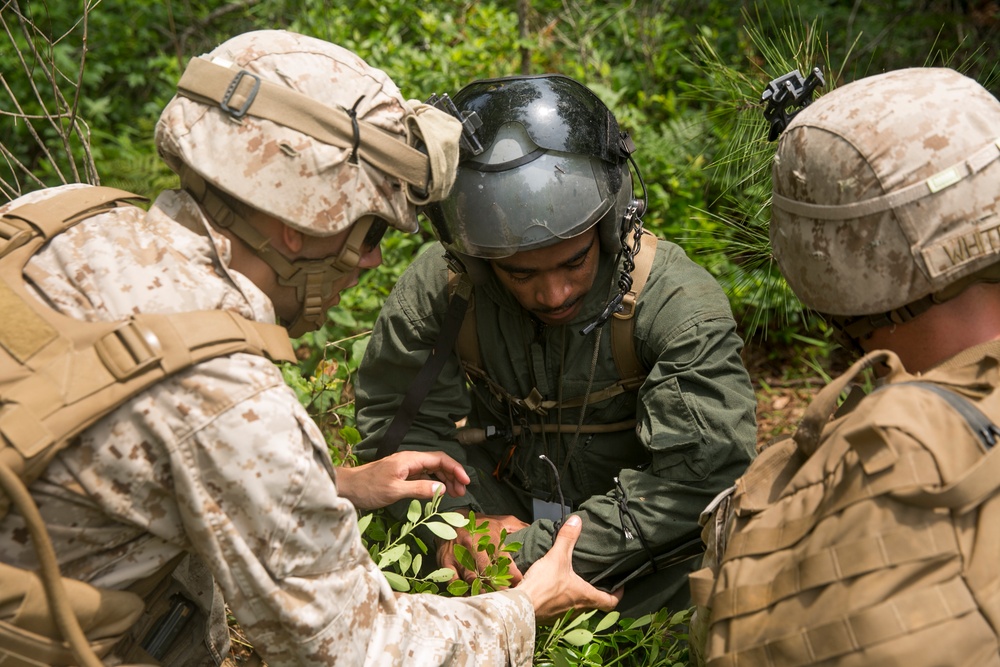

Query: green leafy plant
<box><xmin>536</xmin><ymin>607</ymin><xmax>692</xmax><ymax>667</ymax></box>
<box><xmin>445</xmin><ymin>511</ymin><xmax>522</xmax><ymax>597</ymax></box>
<box><xmin>358</xmin><ymin>491</ymin><xmax>469</xmax><ymax>593</ymax></box>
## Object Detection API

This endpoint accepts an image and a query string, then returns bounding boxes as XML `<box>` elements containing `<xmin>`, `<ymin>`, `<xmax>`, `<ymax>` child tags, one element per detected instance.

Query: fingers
<box><xmin>508</xmin><ymin>558</ymin><xmax>524</xmax><ymax>586</ymax></box>
<box><xmin>387</xmin><ymin>451</ymin><xmax>470</xmax><ymax>497</ymax></box>
<box><xmin>396</xmin><ymin>479</ymin><xmax>448</xmax><ymax>501</ymax></box>
<box><xmin>396</xmin><ymin>451</ymin><xmax>471</xmax><ymax>483</ymax></box>
<box><xmin>551</xmin><ymin>514</ymin><xmax>583</xmax><ymax>555</ymax></box>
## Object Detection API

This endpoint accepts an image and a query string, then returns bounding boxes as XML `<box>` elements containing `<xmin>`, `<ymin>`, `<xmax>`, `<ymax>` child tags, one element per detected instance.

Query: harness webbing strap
<box><xmin>611</xmin><ymin>231</ymin><xmax>656</xmax><ymax>383</ymax></box>
<box><xmin>707</xmin><ymin>578</ymin><xmax>977</xmax><ymax>667</ymax></box>
<box><xmin>374</xmin><ymin>274</ymin><xmax>473</xmax><ymax>459</ymax></box>
<box><xmin>710</xmin><ymin>521</ymin><xmax>957</xmax><ymax>622</ymax></box>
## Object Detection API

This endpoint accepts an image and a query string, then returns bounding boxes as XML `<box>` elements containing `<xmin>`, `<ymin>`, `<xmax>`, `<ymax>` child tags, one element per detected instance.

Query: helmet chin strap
<box><xmin>181</xmin><ymin>169</ymin><xmax>376</xmax><ymax>337</ymax></box>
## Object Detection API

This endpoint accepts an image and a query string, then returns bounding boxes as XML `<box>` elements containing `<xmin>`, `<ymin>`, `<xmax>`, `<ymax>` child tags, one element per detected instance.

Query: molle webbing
<box><xmin>0</xmin><ymin>186</ymin><xmax>296</xmax><ymax>505</ymax></box>
<box><xmin>696</xmin><ymin>357</ymin><xmax>1000</xmax><ymax>667</ymax></box>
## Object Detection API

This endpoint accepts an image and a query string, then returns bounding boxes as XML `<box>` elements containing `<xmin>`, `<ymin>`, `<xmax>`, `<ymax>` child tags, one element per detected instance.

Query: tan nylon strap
<box><xmin>1</xmin><ymin>187</ymin><xmax>146</xmax><ymax>242</ymax></box>
<box><xmin>0</xmin><ymin>187</ymin><xmax>146</xmax><ymax>261</ymax></box>
<box><xmin>176</xmin><ymin>57</ymin><xmax>430</xmax><ymax>190</ymax></box>
<box><xmin>520</xmin><ymin>419</ymin><xmax>636</xmax><ymax>435</ymax></box>
<box><xmin>449</xmin><ymin>270</ymin><xmax>482</xmax><ymax>371</ymax></box>
<box><xmin>0</xmin><ymin>310</ymin><xmax>294</xmax><ymax>465</ymax></box>
<box><xmin>771</xmin><ymin>137</ymin><xmax>1000</xmax><ymax>221</ymax></box>
<box><xmin>0</xmin><ymin>461</ymin><xmax>106</xmax><ymax>667</ymax></box>
<box><xmin>462</xmin><ymin>359</ymin><xmax>638</xmax><ymax>415</ymax></box>
<box><xmin>724</xmin><ymin>449</ymin><xmax>941</xmax><ymax>558</ymax></box>
<box><xmin>706</xmin><ymin>578</ymin><xmax>978</xmax><ymax>667</ymax></box>
<box><xmin>793</xmin><ymin>349</ymin><xmax>890</xmax><ymax>455</ymax></box>
<box><xmin>710</xmin><ymin>521</ymin><xmax>957</xmax><ymax>622</ymax></box>
<box><xmin>896</xmin><ymin>441</ymin><xmax>1000</xmax><ymax>512</ymax></box>
<box><xmin>611</xmin><ymin>231</ymin><xmax>656</xmax><ymax>381</ymax></box>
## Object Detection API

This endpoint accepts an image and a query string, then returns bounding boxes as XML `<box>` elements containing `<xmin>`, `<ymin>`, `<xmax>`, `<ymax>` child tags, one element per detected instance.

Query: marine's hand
<box><xmin>518</xmin><ymin>515</ymin><xmax>622</xmax><ymax>623</ymax></box>
<box><xmin>337</xmin><ymin>451</ymin><xmax>471</xmax><ymax>510</ymax></box>
<box><xmin>437</xmin><ymin>511</ymin><xmax>529</xmax><ymax>587</ymax></box>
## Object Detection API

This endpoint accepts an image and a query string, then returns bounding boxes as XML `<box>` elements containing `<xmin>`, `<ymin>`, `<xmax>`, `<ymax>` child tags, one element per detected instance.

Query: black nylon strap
<box><xmin>374</xmin><ymin>280</ymin><xmax>472</xmax><ymax>459</ymax></box>
<box><xmin>875</xmin><ymin>381</ymin><xmax>999</xmax><ymax>449</ymax></box>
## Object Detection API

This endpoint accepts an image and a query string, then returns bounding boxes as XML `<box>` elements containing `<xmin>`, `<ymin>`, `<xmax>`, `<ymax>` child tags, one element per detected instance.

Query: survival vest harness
<box><xmin>0</xmin><ymin>186</ymin><xmax>294</xmax><ymax>667</ymax></box>
<box><xmin>373</xmin><ymin>231</ymin><xmax>657</xmax><ymax>459</ymax></box>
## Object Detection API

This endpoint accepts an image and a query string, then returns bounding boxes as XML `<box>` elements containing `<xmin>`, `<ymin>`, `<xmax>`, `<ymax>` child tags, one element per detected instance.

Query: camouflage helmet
<box><xmin>770</xmin><ymin>68</ymin><xmax>1000</xmax><ymax>338</ymax></box>
<box><xmin>155</xmin><ymin>29</ymin><xmax>458</xmax><ymax>236</ymax></box>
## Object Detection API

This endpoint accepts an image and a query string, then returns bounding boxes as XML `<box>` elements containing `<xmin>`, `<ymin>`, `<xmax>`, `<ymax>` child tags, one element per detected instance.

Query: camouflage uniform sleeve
<box><xmin>355</xmin><ymin>247</ymin><xmax>482</xmax><ymax>514</ymax></box>
<box><xmin>143</xmin><ymin>354</ymin><xmax>533</xmax><ymax>665</ymax></box>
<box><xmin>510</xmin><ymin>243</ymin><xmax>758</xmax><ymax>583</ymax></box>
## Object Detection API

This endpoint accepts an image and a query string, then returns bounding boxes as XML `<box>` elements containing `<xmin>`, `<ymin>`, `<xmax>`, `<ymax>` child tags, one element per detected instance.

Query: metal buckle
<box><xmin>95</xmin><ymin>320</ymin><xmax>161</xmax><ymax>380</ymax></box>
<box><xmin>220</xmin><ymin>70</ymin><xmax>261</xmax><ymax>119</ymax></box>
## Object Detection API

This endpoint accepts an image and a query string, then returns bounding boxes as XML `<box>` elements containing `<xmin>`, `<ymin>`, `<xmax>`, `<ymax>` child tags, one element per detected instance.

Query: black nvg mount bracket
<box><xmin>761</xmin><ymin>67</ymin><xmax>826</xmax><ymax>141</ymax></box>
<box><xmin>427</xmin><ymin>93</ymin><xmax>485</xmax><ymax>156</ymax></box>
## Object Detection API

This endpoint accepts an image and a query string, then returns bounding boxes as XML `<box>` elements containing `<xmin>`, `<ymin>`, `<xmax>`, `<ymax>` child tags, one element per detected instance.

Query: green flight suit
<box><xmin>356</xmin><ymin>239</ymin><xmax>757</xmax><ymax>616</ymax></box>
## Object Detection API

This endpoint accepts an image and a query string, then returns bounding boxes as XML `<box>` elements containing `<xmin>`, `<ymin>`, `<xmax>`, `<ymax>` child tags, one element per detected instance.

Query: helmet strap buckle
<box><xmin>220</xmin><ymin>70</ymin><xmax>261</xmax><ymax>119</ymax></box>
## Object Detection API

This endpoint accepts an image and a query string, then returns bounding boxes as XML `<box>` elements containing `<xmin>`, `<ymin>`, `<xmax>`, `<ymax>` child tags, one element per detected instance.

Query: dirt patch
<box><xmin>742</xmin><ymin>338</ymin><xmax>849</xmax><ymax>450</ymax></box>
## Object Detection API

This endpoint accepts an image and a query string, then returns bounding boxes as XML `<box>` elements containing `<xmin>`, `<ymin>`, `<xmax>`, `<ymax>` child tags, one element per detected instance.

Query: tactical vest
<box><xmin>450</xmin><ymin>231</ymin><xmax>658</xmax><ymax>442</ymax></box>
<box><xmin>0</xmin><ymin>186</ymin><xmax>294</xmax><ymax>666</ymax></box>
<box><xmin>689</xmin><ymin>348</ymin><xmax>1000</xmax><ymax>667</ymax></box>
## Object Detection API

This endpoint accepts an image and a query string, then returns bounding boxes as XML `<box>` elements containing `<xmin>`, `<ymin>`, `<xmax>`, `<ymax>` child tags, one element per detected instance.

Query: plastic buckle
<box><xmin>220</xmin><ymin>70</ymin><xmax>261</xmax><ymax>119</ymax></box>
<box><xmin>96</xmin><ymin>320</ymin><xmax>162</xmax><ymax>380</ymax></box>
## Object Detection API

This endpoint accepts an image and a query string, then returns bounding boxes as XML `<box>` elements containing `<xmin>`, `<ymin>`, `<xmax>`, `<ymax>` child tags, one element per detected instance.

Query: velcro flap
<box><xmin>845</xmin><ymin>423</ymin><xmax>899</xmax><ymax>475</ymax></box>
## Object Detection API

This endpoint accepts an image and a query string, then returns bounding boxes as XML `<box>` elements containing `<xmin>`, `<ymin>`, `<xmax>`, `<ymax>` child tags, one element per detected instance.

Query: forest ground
<box><xmin>742</xmin><ymin>339</ymin><xmax>844</xmax><ymax>450</ymax></box>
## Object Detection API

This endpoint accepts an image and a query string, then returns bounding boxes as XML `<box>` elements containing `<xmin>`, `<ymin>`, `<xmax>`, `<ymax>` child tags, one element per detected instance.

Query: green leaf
<box><xmin>564</xmin><ymin>609</ymin><xmax>597</xmax><ymax>631</ymax></box>
<box><xmin>339</xmin><ymin>426</ymin><xmax>361</xmax><ymax>446</ymax></box>
<box><xmin>471</xmin><ymin>578</ymin><xmax>482</xmax><ymax>596</ymax></box>
<box><xmin>376</xmin><ymin>544</ymin><xmax>406</xmax><ymax>569</ymax></box>
<box><xmin>382</xmin><ymin>571</ymin><xmax>410</xmax><ymax>592</ymax></box>
<box><xmin>501</xmin><ymin>541</ymin><xmax>522</xmax><ymax>553</ymax></box>
<box><xmin>406</xmin><ymin>499</ymin><xmax>421</xmax><ymax>524</ymax></box>
<box><xmin>439</xmin><ymin>511</ymin><xmax>469</xmax><ymax>527</ymax></box>
<box><xmin>628</xmin><ymin>614</ymin><xmax>653</xmax><ymax>629</ymax></box>
<box><xmin>356</xmin><ymin>513</ymin><xmax>373</xmax><ymax>535</ymax></box>
<box><xmin>425</xmin><ymin>521</ymin><xmax>458</xmax><ymax>540</ymax></box>
<box><xmin>425</xmin><ymin>567</ymin><xmax>457</xmax><ymax>582</ymax></box>
<box><xmin>594</xmin><ymin>611</ymin><xmax>620</xmax><ymax>633</ymax></box>
<box><xmin>411</xmin><ymin>553</ymin><xmax>423</xmax><ymax>576</ymax></box>
<box><xmin>561</xmin><ymin>628</ymin><xmax>594</xmax><ymax>647</ymax></box>
<box><xmin>447</xmin><ymin>580</ymin><xmax>469</xmax><ymax>596</ymax></box>
<box><xmin>453</xmin><ymin>544</ymin><xmax>477</xmax><ymax>571</ymax></box>
<box><xmin>399</xmin><ymin>549</ymin><xmax>412</xmax><ymax>575</ymax></box>
<box><xmin>552</xmin><ymin>648</ymin><xmax>574</xmax><ymax>667</ymax></box>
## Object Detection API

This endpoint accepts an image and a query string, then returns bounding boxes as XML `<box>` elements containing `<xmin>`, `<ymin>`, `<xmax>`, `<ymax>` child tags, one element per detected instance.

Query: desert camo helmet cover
<box><xmin>769</xmin><ymin>67</ymin><xmax>1000</xmax><ymax>340</ymax></box>
<box><xmin>155</xmin><ymin>30</ymin><xmax>461</xmax><ymax>334</ymax></box>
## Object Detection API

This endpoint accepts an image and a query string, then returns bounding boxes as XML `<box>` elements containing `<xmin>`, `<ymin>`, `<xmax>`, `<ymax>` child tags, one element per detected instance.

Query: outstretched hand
<box><xmin>518</xmin><ymin>515</ymin><xmax>622</xmax><ymax>623</ymax></box>
<box><xmin>336</xmin><ymin>451</ymin><xmax>471</xmax><ymax>510</ymax></box>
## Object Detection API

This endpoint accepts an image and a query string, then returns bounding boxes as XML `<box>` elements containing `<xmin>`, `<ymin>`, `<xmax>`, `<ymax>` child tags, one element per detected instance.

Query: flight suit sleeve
<box><xmin>355</xmin><ymin>248</ymin><xmax>485</xmax><ymax>514</ymax></box>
